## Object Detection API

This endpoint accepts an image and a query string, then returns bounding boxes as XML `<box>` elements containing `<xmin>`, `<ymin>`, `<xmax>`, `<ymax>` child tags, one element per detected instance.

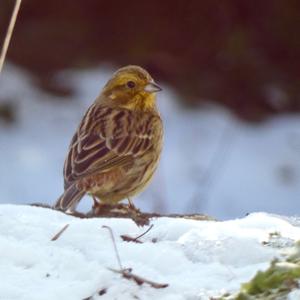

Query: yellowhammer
<box><xmin>54</xmin><ymin>65</ymin><xmax>163</xmax><ymax>212</ymax></box>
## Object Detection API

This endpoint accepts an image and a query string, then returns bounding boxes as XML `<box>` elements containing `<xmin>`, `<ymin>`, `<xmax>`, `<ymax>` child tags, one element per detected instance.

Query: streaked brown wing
<box><xmin>63</xmin><ymin>104</ymin><xmax>159</xmax><ymax>188</ymax></box>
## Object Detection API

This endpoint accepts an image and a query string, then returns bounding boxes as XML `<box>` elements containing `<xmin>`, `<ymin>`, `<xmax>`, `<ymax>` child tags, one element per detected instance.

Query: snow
<box><xmin>1</xmin><ymin>204</ymin><xmax>300</xmax><ymax>300</ymax></box>
<box><xmin>1</xmin><ymin>64</ymin><xmax>300</xmax><ymax>220</ymax></box>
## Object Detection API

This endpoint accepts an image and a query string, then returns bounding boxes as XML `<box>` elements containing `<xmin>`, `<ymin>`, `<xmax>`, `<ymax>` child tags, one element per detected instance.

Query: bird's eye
<box><xmin>127</xmin><ymin>81</ymin><xmax>135</xmax><ymax>89</ymax></box>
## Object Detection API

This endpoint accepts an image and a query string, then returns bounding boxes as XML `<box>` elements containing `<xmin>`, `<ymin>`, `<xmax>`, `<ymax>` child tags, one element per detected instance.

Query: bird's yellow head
<box><xmin>101</xmin><ymin>65</ymin><xmax>162</xmax><ymax>111</ymax></box>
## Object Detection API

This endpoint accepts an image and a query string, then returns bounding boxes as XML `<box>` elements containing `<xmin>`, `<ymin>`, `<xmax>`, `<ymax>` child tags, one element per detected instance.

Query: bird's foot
<box><xmin>127</xmin><ymin>198</ymin><xmax>140</xmax><ymax>213</ymax></box>
<box><xmin>90</xmin><ymin>202</ymin><xmax>115</xmax><ymax>215</ymax></box>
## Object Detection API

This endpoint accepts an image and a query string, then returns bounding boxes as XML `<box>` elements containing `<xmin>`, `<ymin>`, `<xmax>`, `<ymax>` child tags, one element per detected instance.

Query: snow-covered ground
<box><xmin>1</xmin><ymin>204</ymin><xmax>300</xmax><ymax>300</ymax></box>
<box><xmin>1</xmin><ymin>64</ymin><xmax>300</xmax><ymax>219</ymax></box>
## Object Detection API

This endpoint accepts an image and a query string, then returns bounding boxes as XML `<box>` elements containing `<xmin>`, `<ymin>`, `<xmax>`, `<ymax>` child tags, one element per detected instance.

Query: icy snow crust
<box><xmin>1</xmin><ymin>205</ymin><xmax>300</xmax><ymax>300</ymax></box>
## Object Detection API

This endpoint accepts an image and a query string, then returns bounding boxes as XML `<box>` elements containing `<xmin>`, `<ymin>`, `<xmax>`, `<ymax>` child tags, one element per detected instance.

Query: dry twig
<box><xmin>0</xmin><ymin>0</ymin><xmax>22</xmax><ymax>74</ymax></box>
<box><xmin>102</xmin><ymin>225</ymin><xmax>168</xmax><ymax>289</ymax></box>
<box><xmin>51</xmin><ymin>224</ymin><xmax>69</xmax><ymax>241</ymax></box>
<box><xmin>102</xmin><ymin>225</ymin><xmax>123</xmax><ymax>269</ymax></box>
<box><xmin>121</xmin><ymin>224</ymin><xmax>154</xmax><ymax>243</ymax></box>
<box><xmin>90</xmin><ymin>203</ymin><xmax>215</xmax><ymax>226</ymax></box>
<box><xmin>108</xmin><ymin>267</ymin><xmax>168</xmax><ymax>289</ymax></box>
<box><xmin>30</xmin><ymin>203</ymin><xmax>216</xmax><ymax>225</ymax></box>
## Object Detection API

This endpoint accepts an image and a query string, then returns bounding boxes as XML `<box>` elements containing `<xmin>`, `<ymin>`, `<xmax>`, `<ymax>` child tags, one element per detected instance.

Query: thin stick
<box><xmin>51</xmin><ymin>224</ymin><xmax>69</xmax><ymax>241</ymax></box>
<box><xmin>121</xmin><ymin>224</ymin><xmax>154</xmax><ymax>243</ymax></box>
<box><xmin>108</xmin><ymin>268</ymin><xmax>168</xmax><ymax>289</ymax></box>
<box><xmin>133</xmin><ymin>224</ymin><xmax>153</xmax><ymax>241</ymax></box>
<box><xmin>0</xmin><ymin>0</ymin><xmax>22</xmax><ymax>74</ymax></box>
<box><xmin>102</xmin><ymin>225</ymin><xmax>123</xmax><ymax>270</ymax></box>
<box><xmin>101</xmin><ymin>225</ymin><xmax>168</xmax><ymax>290</ymax></box>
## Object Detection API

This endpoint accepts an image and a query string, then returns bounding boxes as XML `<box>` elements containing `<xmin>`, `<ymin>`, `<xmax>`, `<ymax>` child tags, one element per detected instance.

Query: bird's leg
<box><xmin>127</xmin><ymin>197</ymin><xmax>134</xmax><ymax>209</ymax></box>
<box><xmin>127</xmin><ymin>197</ymin><xmax>139</xmax><ymax>212</ymax></box>
<box><xmin>92</xmin><ymin>196</ymin><xmax>98</xmax><ymax>208</ymax></box>
<box><xmin>91</xmin><ymin>196</ymin><xmax>113</xmax><ymax>216</ymax></box>
<box><xmin>91</xmin><ymin>196</ymin><xmax>104</xmax><ymax>215</ymax></box>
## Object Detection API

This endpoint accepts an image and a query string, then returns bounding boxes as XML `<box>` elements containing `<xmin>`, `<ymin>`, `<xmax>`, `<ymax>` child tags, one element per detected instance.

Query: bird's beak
<box><xmin>144</xmin><ymin>81</ymin><xmax>162</xmax><ymax>93</ymax></box>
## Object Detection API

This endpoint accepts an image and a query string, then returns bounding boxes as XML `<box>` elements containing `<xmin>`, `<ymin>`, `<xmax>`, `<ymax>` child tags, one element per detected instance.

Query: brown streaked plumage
<box><xmin>54</xmin><ymin>65</ymin><xmax>163</xmax><ymax>212</ymax></box>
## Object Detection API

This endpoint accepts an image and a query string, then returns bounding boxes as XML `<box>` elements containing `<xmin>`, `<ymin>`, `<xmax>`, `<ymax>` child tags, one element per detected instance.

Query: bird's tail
<box><xmin>54</xmin><ymin>183</ymin><xmax>85</xmax><ymax>212</ymax></box>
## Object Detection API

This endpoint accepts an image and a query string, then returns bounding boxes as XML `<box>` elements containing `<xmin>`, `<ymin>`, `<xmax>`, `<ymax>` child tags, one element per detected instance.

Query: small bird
<box><xmin>55</xmin><ymin>65</ymin><xmax>163</xmax><ymax>212</ymax></box>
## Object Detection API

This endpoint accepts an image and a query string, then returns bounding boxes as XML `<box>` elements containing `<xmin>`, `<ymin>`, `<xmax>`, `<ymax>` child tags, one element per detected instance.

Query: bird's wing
<box><xmin>63</xmin><ymin>104</ymin><xmax>161</xmax><ymax>188</ymax></box>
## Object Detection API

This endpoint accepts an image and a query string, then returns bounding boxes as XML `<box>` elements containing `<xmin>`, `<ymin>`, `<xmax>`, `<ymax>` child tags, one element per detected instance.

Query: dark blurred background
<box><xmin>1</xmin><ymin>0</ymin><xmax>300</xmax><ymax>121</ymax></box>
<box><xmin>1</xmin><ymin>0</ymin><xmax>300</xmax><ymax>219</ymax></box>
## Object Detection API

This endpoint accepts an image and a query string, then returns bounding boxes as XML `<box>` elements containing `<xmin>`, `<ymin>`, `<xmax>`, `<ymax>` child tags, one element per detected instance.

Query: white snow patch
<box><xmin>1</xmin><ymin>205</ymin><xmax>300</xmax><ymax>299</ymax></box>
